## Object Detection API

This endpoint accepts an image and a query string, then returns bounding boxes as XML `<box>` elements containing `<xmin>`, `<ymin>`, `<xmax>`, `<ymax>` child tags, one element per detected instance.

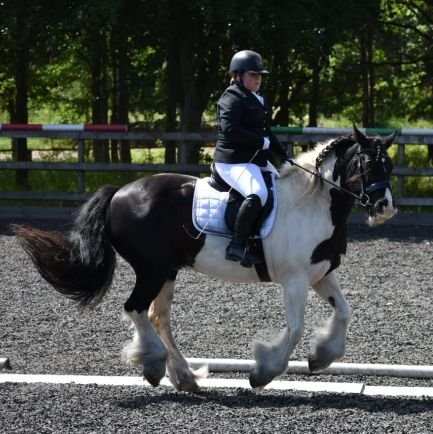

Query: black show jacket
<box><xmin>214</xmin><ymin>82</ymin><xmax>286</xmax><ymax>167</ymax></box>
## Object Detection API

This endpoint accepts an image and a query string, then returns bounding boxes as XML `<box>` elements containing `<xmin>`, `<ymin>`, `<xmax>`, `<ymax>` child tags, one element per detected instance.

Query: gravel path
<box><xmin>0</xmin><ymin>220</ymin><xmax>432</xmax><ymax>433</ymax></box>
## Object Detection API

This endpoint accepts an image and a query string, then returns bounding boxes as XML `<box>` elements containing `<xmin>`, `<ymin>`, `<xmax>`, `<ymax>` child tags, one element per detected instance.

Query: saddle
<box><xmin>192</xmin><ymin>164</ymin><xmax>276</xmax><ymax>281</ymax></box>
<box><xmin>193</xmin><ymin>163</ymin><xmax>276</xmax><ymax>238</ymax></box>
<box><xmin>208</xmin><ymin>163</ymin><xmax>275</xmax><ymax>235</ymax></box>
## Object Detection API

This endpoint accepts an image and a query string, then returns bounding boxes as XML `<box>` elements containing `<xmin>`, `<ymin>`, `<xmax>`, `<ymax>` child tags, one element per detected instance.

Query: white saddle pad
<box><xmin>192</xmin><ymin>177</ymin><xmax>277</xmax><ymax>239</ymax></box>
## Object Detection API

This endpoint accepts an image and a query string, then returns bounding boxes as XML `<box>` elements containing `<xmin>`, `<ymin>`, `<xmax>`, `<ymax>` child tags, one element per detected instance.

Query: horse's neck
<box><xmin>277</xmin><ymin>151</ymin><xmax>339</xmax><ymax>200</ymax></box>
<box><xmin>318</xmin><ymin>154</ymin><xmax>356</xmax><ymax>224</ymax></box>
<box><xmin>276</xmin><ymin>152</ymin><xmax>355</xmax><ymax>224</ymax></box>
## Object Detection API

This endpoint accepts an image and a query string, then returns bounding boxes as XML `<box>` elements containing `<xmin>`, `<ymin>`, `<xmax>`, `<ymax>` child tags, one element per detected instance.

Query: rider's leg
<box><xmin>226</xmin><ymin>193</ymin><xmax>263</xmax><ymax>265</ymax></box>
<box><xmin>214</xmin><ymin>163</ymin><xmax>268</xmax><ymax>267</ymax></box>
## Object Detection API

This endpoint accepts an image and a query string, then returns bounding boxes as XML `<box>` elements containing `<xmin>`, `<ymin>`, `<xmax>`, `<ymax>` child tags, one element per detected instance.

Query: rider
<box><xmin>213</xmin><ymin>49</ymin><xmax>291</xmax><ymax>267</ymax></box>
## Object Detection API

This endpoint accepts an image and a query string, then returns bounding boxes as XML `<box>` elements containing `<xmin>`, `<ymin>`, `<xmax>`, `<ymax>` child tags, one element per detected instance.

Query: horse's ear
<box><xmin>352</xmin><ymin>124</ymin><xmax>368</xmax><ymax>146</ymax></box>
<box><xmin>384</xmin><ymin>129</ymin><xmax>398</xmax><ymax>149</ymax></box>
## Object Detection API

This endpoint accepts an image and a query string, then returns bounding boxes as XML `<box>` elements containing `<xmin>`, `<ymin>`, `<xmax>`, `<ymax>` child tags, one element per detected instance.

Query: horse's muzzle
<box><xmin>367</xmin><ymin>195</ymin><xmax>397</xmax><ymax>226</ymax></box>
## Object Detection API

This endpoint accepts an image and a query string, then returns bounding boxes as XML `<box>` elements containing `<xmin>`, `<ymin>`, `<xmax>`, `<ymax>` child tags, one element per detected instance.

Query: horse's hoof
<box><xmin>249</xmin><ymin>369</ymin><xmax>270</xmax><ymax>389</ymax></box>
<box><xmin>308</xmin><ymin>355</ymin><xmax>333</xmax><ymax>373</ymax></box>
<box><xmin>144</xmin><ymin>375</ymin><xmax>162</xmax><ymax>387</ymax></box>
<box><xmin>308</xmin><ymin>355</ymin><xmax>321</xmax><ymax>372</ymax></box>
<box><xmin>166</xmin><ymin>360</ymin><xmax>207</xmax><ymax>392</ymax></box>
<box><xmin>253</xmin><ymin>385</ymin><xmax>265</xmax><ymax>394</ymax></box>
<box><xmin>168</xmin><ymin>369</ymin><xmax>201</xmax><ymax>392</ymax></box>
<box><xmin>143</xmin><ymin>362</ymin><xmax>166</xmax><ymax>387</ymax></box>
<box><xmin>177</xmin><ymin>381</ymin><xmax>200</xmax><ymax>392</ymax></box>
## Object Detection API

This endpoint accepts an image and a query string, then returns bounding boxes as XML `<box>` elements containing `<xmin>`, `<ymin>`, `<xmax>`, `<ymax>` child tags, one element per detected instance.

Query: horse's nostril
<box><xmin>375</xmin><ymin>198</ymin><xmax>388</xmax><ymax>213</ymax></box>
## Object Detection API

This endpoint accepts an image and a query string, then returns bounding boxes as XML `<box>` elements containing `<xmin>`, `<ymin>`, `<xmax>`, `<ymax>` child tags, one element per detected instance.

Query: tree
<box><xmin>0</xmin><ymin>0</ymin><xmax>72</xmax><ymax>185</ymax></box>
<box><xmin>381</xmin><ymin>0</ymin><xmax>433</xmax><ymax>160</ymax></box>
<box><xmin>3</xmin><ymin>0</ymin><xmax>433</xmax><ymax>172</ymax></box>
<box><xmin>110</xmin><ymin>4</ymin><xmax>131</xmax><ymax>163</ymax></box>
<box><xmin>155</xmin><ymin>0</ymin><xmax>234</xmax><ymax>164</ymax></box>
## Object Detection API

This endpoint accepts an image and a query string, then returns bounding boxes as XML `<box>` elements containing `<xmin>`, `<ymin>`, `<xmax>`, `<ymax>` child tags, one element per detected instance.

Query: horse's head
<box><xmin>347</xmin><ymin>125</ymin><xmax>397</xmax><ymax>226</ymax></box>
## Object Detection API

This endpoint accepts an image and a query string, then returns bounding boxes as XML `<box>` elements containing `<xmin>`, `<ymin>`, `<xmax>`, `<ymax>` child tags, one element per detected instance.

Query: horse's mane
<box><xmin>278</xmin><ymin>135</ymin><xmax>355</xmax><ymax>199</ymax></box>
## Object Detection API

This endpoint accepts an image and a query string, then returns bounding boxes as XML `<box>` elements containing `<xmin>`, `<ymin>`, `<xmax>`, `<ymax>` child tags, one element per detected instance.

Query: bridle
<box><xmin>289</xmin><ymin>143</ymin><xmax>391</xmax><ymax>211</ymax></box>
<box><xmin>354</xmin><ymin>146</ymin><xmax>392</xmax><ymax>210</ymax></box>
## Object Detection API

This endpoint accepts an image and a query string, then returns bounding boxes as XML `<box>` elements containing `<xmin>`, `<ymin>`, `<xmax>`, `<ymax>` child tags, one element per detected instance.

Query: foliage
<box><xmin>1</xmin><ymin>0</ymin><xmax>433</xmax><ymax>128</ymax></box>
<box><xmin>0</xmin><ymin>0</ymin><xmax>432</xmax><ymax>197</ymax></box>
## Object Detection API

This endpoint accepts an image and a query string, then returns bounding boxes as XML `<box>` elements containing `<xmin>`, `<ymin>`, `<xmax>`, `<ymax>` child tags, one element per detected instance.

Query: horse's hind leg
<box><xmin>149</xmin><ymin>271</ymin><xmax>203</xmax><ymax>392</ymax></box>
<box><xmin>309</xmin><ymin>271</ymin><xmax>351</xmax><ymax>372</ymax></box>
<box><xmin>123</xmin><ymin>271</ymin><xmax>169</xmax><ymax>387</ymax></box>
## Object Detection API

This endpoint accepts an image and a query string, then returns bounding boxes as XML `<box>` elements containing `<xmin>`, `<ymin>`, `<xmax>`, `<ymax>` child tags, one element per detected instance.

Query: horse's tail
<box><xmin>12</xmin><ymin>185</ymin><xmax>120</xmax><ymax>308</ymax></box>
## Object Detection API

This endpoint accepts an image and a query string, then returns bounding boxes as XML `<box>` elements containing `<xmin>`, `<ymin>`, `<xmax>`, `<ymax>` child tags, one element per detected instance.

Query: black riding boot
<box><xmin>226</xmin><ymin>194</ymin><xmax>263</xmax><ymax>267</ymax></box>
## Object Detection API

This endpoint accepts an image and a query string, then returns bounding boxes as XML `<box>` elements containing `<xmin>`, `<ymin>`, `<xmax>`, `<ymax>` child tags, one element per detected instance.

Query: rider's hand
<box><xmin>285</xmin><ymin>153</ymin><xmax>294</xmax><ymax>165</ymax></box>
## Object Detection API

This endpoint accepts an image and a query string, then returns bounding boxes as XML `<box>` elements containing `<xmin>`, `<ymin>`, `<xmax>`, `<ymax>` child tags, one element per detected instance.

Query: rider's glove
<box><xmin>285</xmin><ymin>152</ymin><xmax>294</xmax><ymax>165</ymax></box>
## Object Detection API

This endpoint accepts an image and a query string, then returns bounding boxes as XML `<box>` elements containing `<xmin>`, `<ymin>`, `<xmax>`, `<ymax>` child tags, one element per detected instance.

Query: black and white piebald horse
<box><xmin>14</xmin><ymin>126</ymin><xmax>397</xmax><ymax>391</ymax></box>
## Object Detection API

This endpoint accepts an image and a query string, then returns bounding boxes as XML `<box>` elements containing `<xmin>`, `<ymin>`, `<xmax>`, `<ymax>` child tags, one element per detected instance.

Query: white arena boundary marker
<box><xmin>1</xmin><ymin>358</ymin><xmax>433</xmax><ymax>398</ymax></box>
<box><xmin>0</xmin><ymin>374</ymin><xmax>432</xmax><ymax>398</ymax></box>
<box><xmin>187</xmin><ymin>358</ymin><xmax>433</xmax><ymax>378</ymax></box>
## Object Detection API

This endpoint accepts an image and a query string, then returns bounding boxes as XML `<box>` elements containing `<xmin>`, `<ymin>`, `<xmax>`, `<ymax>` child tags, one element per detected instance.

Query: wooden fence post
<box><xmin>77</xmin><ymin>139</ymin><xmax>85</xmax><ymax>194</ymax></box>
<box><xmin>397</xmin><ymin>142</ymin><xmax>406</xmax><ymax>199</ymax></box>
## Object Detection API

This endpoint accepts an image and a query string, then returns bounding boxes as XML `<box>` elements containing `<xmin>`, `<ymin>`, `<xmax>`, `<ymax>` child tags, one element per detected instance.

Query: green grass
<box><xmin>388</xmin><ymin>144</ymin><xmax>433</xmax><ymax>198</ymax></box>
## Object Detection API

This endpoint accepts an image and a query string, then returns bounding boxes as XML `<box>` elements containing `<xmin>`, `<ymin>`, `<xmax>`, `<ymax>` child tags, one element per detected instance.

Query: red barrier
<box><xmin>1</xmin><ymin>124</ymin><xmax>43</xmax><ymax>131</ymax></box>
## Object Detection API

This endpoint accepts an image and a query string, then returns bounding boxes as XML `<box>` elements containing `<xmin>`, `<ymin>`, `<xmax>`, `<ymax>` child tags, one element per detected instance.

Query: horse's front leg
<box><xmin>250</xmin><ymin>276</ymin><xmax>308</xmax><ymax>390</ymax></box>
<box><xmin>309</xmin><ymin>271</ymin><xmax>351</xmax><ymax>372</ymax></box>
<box><xmin>149</xmin><ymin>277</ymin><xmax>204</xmax><ymax>392</ymax></box>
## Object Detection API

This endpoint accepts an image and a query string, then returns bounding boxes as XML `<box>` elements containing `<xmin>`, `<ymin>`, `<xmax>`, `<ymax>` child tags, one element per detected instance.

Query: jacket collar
<box><xmin>233</xmin><ymin>82</ymin><xmax>266</xmax><ymax>107</ymax></box>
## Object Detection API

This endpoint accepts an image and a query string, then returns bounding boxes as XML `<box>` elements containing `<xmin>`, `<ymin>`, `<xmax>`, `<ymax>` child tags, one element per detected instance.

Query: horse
<box><xmin>13</xmin><ymin>126</ymin><xmax>397</xmax><ymax>392</ymax></box>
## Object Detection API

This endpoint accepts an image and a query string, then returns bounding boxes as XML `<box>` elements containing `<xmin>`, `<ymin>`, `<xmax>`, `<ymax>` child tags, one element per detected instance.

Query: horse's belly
<box><xmin>190</xmin><ymin>236</ymin><xmax>261</xmax><ymax>283</ymax></box>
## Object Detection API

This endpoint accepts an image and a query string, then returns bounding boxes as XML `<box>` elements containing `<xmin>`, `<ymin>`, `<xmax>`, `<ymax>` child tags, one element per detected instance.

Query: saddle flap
<box><xmin>192</xmin><ymin>176</ymin><xmax>277</xmax><ymax>239</ymax></box>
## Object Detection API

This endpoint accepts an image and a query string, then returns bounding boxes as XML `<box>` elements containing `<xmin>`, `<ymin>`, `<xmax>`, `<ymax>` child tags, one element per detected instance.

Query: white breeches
<box><xmin>214</xmin><ymin>161</ymin><xmax>277</xmax><ymax>206</ymax></box>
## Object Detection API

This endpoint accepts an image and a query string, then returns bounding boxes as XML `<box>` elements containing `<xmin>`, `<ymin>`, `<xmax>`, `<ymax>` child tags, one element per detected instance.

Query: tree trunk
<box><xmin>110</xmin><ymin>27</ymin><xmax>131</xmax><ymax>163</ymax></box>
<box><xmin>423</xmin><ymin>56</ymin><xmax>433</xmax><ymax>163</ymax></box>
<box><xmin>360</xmin><ymin>26</ymin><xmax>375</xmax><ymax>127</ymax></box>
<box><xmin>166</xmin><ymin>0</ymin><xmax>223</xmax><ymax>166</ymax></box>
<box><xmin>178</xmin><ymin>40</ymin><xmax>203</xmax><ymax>165</ymax></box>
<box><xmin>91</xmin><ymin>30</ymin><xmax>109</xmax><ymax>162</ymax></box>
<box><xmin>274</xmin><ymin>58</ymin><xmax>290</xmax><ymax>126</ymax></box>
<box><xmin>13</xmin><ymin>45</ymin><xmax>30</xmax><ymax>187</ymax></box>
<box><xmin>164</xmin><ymin>43</ymin><xmax>178</xmax><ymax>164</ymax></box>
<box><xmin>308</xmin><ymin>59</ymin><xmax>320</xmax><ymax>127</ymax></box>
<box><xmin>178</xmin><ymin>101</ymin><xmax>202</xmax><ymax>165</ymax></box>
<box><xmin>117</xmin><ymin>45</ymin><xmax>131</xmax><ymax>164</ymax></box>
<box><xmin>110</xmin><ymin>45</ymin><xmax>119</xmax><ymax>163</ymax></box>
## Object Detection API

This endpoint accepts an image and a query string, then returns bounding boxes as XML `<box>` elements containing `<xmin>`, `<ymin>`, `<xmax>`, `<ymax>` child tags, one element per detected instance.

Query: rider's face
<box><xmin>242</xmin><ymin>71</ymin><xmax>262</xmax><ymax>92</ymax></box>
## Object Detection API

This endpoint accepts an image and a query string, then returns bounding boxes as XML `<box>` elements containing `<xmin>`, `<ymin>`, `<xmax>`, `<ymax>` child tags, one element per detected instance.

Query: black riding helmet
<box><xmin>229</xmin><ymin>50</ymin><xmax>269</xmax><ymax>74</ymax></box>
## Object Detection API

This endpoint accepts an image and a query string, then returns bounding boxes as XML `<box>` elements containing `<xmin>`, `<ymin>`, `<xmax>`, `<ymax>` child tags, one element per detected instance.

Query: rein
<box><xmin>289</xmin><ymin>160</ymin><xmax>372</xmax><ymax>206</ymax></box>
<box><xmin>288</xmin><ymin>147</ymin><xmax>390</xmax><ymax>209</ymax></box>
